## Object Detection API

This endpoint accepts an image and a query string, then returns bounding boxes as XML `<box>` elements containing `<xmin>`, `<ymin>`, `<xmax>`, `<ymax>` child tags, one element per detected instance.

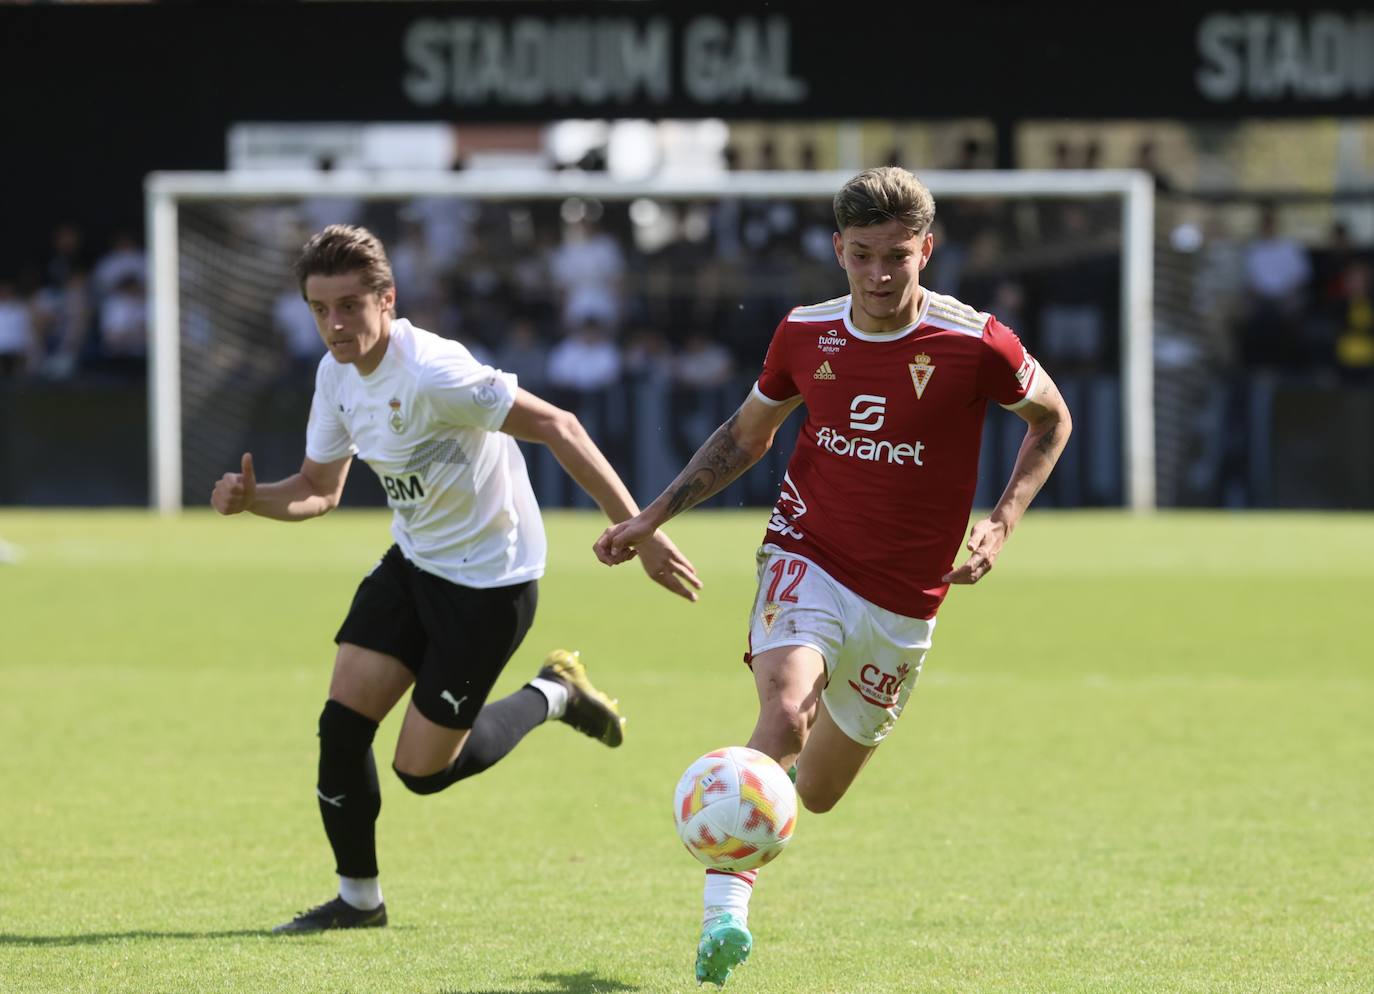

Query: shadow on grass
<box><xmin>1</xmin><ymin>930</ymin><xmax>271</xmax><ymax>946</ymax></box>
<box><xmin>1</xmin><ymin>927</ymin><xmax>419</xmax><ymax>946</ymax></box>
<box><xmin>440</xmin><ymin>972</ymin><xmax>636</xmax><ymax>994</ymax></box>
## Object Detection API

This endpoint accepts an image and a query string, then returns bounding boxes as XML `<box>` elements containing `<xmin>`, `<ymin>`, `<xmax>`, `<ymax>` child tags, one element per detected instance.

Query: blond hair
<box><xmin>833</xmin><ymin>167</ymin><xmax>936</xmax><ymax>235</ymax></box>
<box><xmin>294</xmin><ymin>224</ymin><xmax>395</xmax><ymax>300</ymax></box>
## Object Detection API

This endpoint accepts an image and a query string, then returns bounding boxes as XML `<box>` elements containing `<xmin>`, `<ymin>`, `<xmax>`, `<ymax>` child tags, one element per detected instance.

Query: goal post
<box><xmin>145</xmin><ymin>167</ymin><xmax>1154</xmax><ymax>513</ymax></box>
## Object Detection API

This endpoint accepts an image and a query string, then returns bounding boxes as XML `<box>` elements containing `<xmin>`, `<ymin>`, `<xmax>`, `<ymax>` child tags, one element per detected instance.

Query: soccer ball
<box><xmin>672</xmin><ymin>746</ymin><xmax>798</xmax><ymax>872</ymax></box>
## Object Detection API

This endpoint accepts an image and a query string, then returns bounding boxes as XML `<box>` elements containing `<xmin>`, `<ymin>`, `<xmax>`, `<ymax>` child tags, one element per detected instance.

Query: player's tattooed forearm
<box><xmin>665</xmin><ymin>414</ymin><xmax>749</xmax><ymax>517</ymax></box>
<box><xmin>1034</xmin><ymin>423</ymin><xmax>1061</xmax><ymax>456</ymax></box>
<box><xmin>665</xmin><ymin>479</ymin><xmax>710</xmax><ymax>517</ymax></box>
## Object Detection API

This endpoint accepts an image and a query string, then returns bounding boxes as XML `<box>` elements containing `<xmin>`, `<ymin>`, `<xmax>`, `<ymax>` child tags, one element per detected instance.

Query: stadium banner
<box><xmin>4</xmin><ymin>2</ymin><xmax>1374</xmax><ymax>121</ymax></box>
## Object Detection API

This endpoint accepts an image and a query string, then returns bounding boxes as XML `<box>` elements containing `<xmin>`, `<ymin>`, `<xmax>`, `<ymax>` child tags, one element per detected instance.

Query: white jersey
<box><xmin>305</xmin><ymin>318</ymin><xmax>546</xmax><ymax>588</ymax></box>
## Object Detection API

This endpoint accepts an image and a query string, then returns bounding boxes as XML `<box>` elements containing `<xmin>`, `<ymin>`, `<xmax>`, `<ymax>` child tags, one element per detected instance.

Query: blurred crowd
<box><xmin>0</xmin><ymin>224</ymin><xmax>149</xmax><ymax>381</ymax></box>
<box><xmin>4</xmin><ymin>153</ymin><xmax>1372</xmax><ymax>509</ymax></box>
<box><xmin>3</xmin><ymin>175</ymin><xmax>1370</xmax><ymax>400</ymax></box>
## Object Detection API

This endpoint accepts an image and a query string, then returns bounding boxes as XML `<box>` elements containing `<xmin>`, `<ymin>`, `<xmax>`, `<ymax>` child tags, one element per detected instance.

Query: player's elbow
<box><xmin>298</xmin><ymin>470</ymin><xmax>346</xmax><ymax>517</ymax></box>
<box><xmin>743</xmin><ymin>437</ymin><xmax>772</xmax><ymax>463</ymax></box>
<box><xmin>1049</xmin><ymin>401</ymin><xmax>1071</xmax><ymax>439</ymax></box>
<box><xmin>1032</xmin><ymin>398</ymin><xmax>1072</xmax><ymax>449</ymax></box>
<box><xmin>1053</xmin><ymin>401</ymin><xmax>1073</xmax><ymax>442</ymax></box>
<box><xmin>536</xmin><ymin>406</ymin><xmax>586</xmax><ymax>450</ymax></box>
<box><xmin>730</xmin><ymin>426</ymin><xmax>772</xmax><ymax>464</ymax></box>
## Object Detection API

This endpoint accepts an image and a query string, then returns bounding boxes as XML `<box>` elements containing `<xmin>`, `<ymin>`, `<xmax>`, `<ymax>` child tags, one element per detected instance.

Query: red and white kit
<box><xmin>755</xmin><ymin>289</ymin><xmax>1039</xmax><ymax>619</ymax></box>
<box><xmin>747</xmin><ymin>290</ymin><xmax>1039</xmax><ymax>743</ymax></box>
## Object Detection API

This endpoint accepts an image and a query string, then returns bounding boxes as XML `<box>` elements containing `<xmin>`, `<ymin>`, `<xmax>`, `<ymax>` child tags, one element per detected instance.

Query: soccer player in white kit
<box><xmin>596</xmin><ymin>168</ymin><xmax>1073</xmax><ymax>986</ymax></box>
<box><xmin>212</xmin><ymin>224</ymin><xmax>700</xmax><ymax>933</ymax></box>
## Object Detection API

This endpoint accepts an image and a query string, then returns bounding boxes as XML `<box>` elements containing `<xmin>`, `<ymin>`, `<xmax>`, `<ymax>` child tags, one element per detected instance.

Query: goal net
<box><xmin>145</xmin><ymin>169</ymin><xmax>1153</xmax><ymax>512</ymax></box>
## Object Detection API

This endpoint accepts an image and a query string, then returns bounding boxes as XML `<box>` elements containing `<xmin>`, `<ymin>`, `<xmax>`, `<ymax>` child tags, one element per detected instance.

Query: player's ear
<box><xmin>832</xmin><ymin>231</ymin><xmax>846</xmax><ymax>269</ymax></box>
<box><xmin>380</xmin><ymin>285</ymin><xmax>397</xmax><ymax>313</ymax></box>
<box><xmin>918</xmin><ymin>230</ymin><xmax>934</xmax><ymax>270</ymax></box>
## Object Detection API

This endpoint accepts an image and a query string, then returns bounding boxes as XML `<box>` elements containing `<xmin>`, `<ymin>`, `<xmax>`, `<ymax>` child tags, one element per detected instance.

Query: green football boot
<box><xmin>695</xmin><ymin>912</ymin><xmax>752</xmax><ymax>987</ymax></box>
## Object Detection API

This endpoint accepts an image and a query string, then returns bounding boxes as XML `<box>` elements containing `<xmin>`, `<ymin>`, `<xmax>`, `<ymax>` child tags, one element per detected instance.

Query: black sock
<box><xmin>394</xmin><ymin>686</ymin><xmax>549</xmax><ymax>794</ymax></box>
<box><xmin>316</xmin><ymin>700</ymin><xmax>382</xmax><ymax>878</ymax></box>
<box><xmin>450</xmin><ymin>685</ymin><xmax>549</xmax><ymax>779</ymax></box>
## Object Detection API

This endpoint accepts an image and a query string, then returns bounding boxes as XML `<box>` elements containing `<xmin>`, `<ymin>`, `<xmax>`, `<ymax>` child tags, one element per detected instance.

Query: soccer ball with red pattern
<box><xmin>672</xmin><ymin>746</ymin><xmax>798</xmax><ymax>872</ymax></box>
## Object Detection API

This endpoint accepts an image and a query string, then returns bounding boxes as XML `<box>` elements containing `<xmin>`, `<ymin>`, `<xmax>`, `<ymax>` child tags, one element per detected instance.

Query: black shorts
<box><xmin>335</xmin><ymin>544</ymin><xmax>538</xmax><ymax>729</ymax></box>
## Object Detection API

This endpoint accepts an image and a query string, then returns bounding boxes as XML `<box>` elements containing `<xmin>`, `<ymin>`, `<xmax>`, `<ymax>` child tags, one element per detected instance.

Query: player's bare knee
<box><xmin>759</xmin><ymin>699</ymin><xmax>810</xmax><ymax>751</ymax></box>
<box><xmin>795</xmin><ymin>779</ymin><xmax>840</xmax><ymax>814</ymax></box>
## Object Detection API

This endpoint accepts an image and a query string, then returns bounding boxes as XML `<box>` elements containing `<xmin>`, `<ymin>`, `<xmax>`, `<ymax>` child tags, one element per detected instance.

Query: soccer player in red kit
<box><xmin>595</xmin><ymin>166</ymin><xmax>1072</xmax><ymax>986</ymax></box>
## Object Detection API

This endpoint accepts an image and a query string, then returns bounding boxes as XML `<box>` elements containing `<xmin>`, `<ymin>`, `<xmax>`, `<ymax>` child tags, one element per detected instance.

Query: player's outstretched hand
<box><xmin>942</xmin><ymin>517</ymin><xmax>1007</xmax><ymax>585</ymax></box>
<box><xmin>634</xmin><ymin>529</ymin><xmax>702</xmax><ymax>602</ymax></box>
<box><xmin>211</xmin><ymin>452</ymin><xmax>257</xmax><ymax>516</ymax></box>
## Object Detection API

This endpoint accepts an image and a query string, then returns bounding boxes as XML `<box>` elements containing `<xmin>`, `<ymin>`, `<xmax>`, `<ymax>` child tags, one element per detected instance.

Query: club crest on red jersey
<box><xmin>909</xmin><ymin>353</ymin><xmax>935</xmax><ymax>399</ymax></box>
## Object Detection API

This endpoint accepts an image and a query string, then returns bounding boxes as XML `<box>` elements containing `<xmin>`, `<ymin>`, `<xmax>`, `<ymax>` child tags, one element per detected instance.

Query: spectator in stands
<box><xmin>1036</xmin><ymin>206</ymin><xmax>1112</xmax><ymax>374</ymax></box>
<box><xmin>97</xmin><ymin>273</ymin><xmax>147</xmax><ymax>370</ymax></box>
<box><xmin>508</xmin><ymin>221</ymin><xmax>558</xmax><ymax>330</ymax></box>
<box><xmin>455</xmin><ymin>230</ymin><xmax>516</xmax><ymax>353</ymax></box>
<box><xmin>672</xmin><ymin>332</ymin><xmax>734</xmax><ymax>389</ymax></box>
<box><xmin>490</xmin><ymin>316</ymin><xmax>550</xmax><ymax>394</ymax></box>
<box><xmin>549</xmin><ymin>216</ymin><xmax>625</xmax><ymax>333</ymax></box>
<box><xmin>1314</xmin><ymin>222</ymin><xmax>1364</xmax><ymax>319</ymax></box>
<box><xmin>622</xmin><ymin>327</ymin><xmax>675</xmax><ymax>383</ymax></box>
<box><xmin>1331</xmin><ymin>260</ymin><xmax>1374</xmax><ymax>379</ymax></box>
<box><xmin>0</xmin><ymin>279</ymin><xmax>37</xmax><ymax>378</ymax></box>
<box><xmin>546</xmin><ymin>317</ymin><xmax>622</xmax><ymax>392</ymax></box>
<box><xmin>273</xmin><ymin>275</ymin><xmax>327</xmax><ymax>382</ymax></box>
<box><xmin>45</xmin><ymin>222</ymin><xmax>87</xmax><ymax>287</ymax></box>
<box><xmin>922</xmin><ymin>220</ymin><xmax>965</xmax><ymax>296</ymax></box>
<box><xmin>404</xmin><ymin>195</ymin><xmax>479</xmax><ymax>263</ymax></box>
<box><xmin>987</xmin><ymin>279</ymin><xmax>1028</xmax><ymax>333</ymax></box>
<box><xmin>1192</xmin><ymin>209</ymin><xmax>1247</xmax><ymax>365</ymax></box>
<box><xmin>1185</xmin><ymin>209</ymin><xmax>1258</xmax><ymax>507</ymax></box>
<box><xmin>92</xmin><ymin>231</ymin><xmax>146</xmax><ymax>302</ymax></box>
<box><xmin>388</xmin><ymin>216</ymin><xmax>450</xmax><ymax>338</ymax></box>
<box><xmin>950</xmin><ymin>136</ymin><xmax>989</xmax><ymax>171</ymax></box>
<box><xmin>1240</xmin><ymin>205</ymin><xmax>1312</xmax><ymax>367</ymax></box>
<box><xmin>388</xmin><ymin>216</ymin><xmax>446</xmax><ymax>318</ymax></box>
<box><xmin>33</xmin><ymin>267</ymin><xmax>92</xmax><ymax>380</ymax></box>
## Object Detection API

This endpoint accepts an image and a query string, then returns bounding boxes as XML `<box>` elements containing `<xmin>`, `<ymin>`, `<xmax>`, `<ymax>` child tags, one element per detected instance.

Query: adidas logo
<box><xmin>814</xmin><ymin>361</ymin><xmax>836</xmax><ymax>380</ymax></box>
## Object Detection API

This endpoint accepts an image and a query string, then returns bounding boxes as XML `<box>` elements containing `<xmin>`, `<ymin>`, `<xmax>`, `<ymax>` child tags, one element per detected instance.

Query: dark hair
<box><xmin>833</xmin><ymin>166</ymin><xmax>935</xmax><ymax>235</ymax></box>
<box><xmin>294</xmin><ymin>224</ymin><xmax>395</xmax><ymax>300</ymax></box>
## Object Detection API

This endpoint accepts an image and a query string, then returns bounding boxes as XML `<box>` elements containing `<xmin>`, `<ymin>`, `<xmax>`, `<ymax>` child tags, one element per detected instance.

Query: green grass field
<box><xmin>1</xmin><ymin>509</ymin><xmax>1371</xmax><ymax>994</ymax></box>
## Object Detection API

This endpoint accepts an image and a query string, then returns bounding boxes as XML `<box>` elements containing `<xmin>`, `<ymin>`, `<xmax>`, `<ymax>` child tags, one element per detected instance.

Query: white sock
<box><xmin>703</xmin><ymin>871</ymin><xmax>755</xmax><ymax>926</ymax></box>
<box><xmin>338</xmin><ymin>875</ymin><xmax>382</xmax><ymax>911</ymax></box>
<box><xmin>528</xmin><ymin>677</ymin><xmax>569</xmax><ymax>720</ymax></box>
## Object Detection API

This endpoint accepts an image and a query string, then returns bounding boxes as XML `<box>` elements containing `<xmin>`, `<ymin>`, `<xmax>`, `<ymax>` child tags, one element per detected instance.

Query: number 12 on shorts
<box><xmin>766</xmin><ymin>558</ymin><xmax>808</xmax><ymax>603</ymax></box>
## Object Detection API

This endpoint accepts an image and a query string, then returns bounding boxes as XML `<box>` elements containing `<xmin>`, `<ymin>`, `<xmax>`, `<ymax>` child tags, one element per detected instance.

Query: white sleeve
<box><xmin>304</xmin><ymin>367</ymin><xmax>356</xmax><ymax>463</ymax></box>
<box><xmin>422</xmin><ymin>349</ymin><xmax>518</xmax><ymax>431</ymax></box>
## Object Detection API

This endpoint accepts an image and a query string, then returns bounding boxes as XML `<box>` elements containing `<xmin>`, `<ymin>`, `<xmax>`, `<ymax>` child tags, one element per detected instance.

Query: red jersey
<box><xmin>755</xmin><ymin>291</ymin><xmax>1040</xmax><ymax>620</ymax></box>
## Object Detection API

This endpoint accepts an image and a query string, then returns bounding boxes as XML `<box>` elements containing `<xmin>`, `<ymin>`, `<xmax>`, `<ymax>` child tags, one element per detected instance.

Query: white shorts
<box><xmin>747</xmin><ymin>545</ymin><xmax>935</xmax><ymax>746</ymax></box>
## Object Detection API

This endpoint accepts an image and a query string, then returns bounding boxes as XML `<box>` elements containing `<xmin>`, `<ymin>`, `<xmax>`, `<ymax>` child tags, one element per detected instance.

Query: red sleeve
<box><xmin>977</xmin><ymin>315</ymin><xmax>1040</xmax><ymax>408</ymax></box>
<box><xmin>755</xmin><ymin>315</ymin><xmax>799</xmax><ymax>402</ymax></box>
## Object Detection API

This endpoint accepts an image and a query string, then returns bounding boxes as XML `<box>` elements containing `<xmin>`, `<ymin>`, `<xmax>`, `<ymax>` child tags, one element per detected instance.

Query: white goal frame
<box><xmin>145</xmin><ymin>168</ymin><xmax>1154</xmax><ymax>512</ymax></box>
